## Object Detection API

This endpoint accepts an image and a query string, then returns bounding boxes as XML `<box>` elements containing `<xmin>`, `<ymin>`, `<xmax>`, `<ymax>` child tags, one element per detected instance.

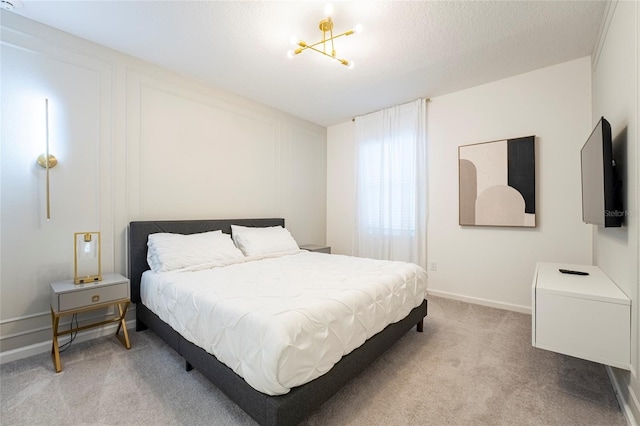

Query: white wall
<box><xmin>591</xmin><ymin>1</ymin><xmax>640</xmax><ymax>423</ymax></box>
<box><xmin>327</xmin><ymin>57</ymin><xmax>593</xmax><ymax>312</ymax></box>
<box><xmin>326</xmin><ymin>121</ymin><xmax>356</xmax><ymax>255</ymax></box>
<box><xmin>0</xmin><ymin>12</ymin><xmax>326</xmax><ymax>358</ymax></box>
<box><xmin>426</xmin><ymin>57</ymin><xmax>594</xmax><ymax>311</ymax></box>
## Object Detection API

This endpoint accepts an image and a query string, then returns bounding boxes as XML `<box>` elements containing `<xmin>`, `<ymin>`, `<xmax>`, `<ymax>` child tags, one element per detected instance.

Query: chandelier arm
<box><xmin>301</xmin><ymin>31</ymin><xmax>354</xmax><ymax>51</ymax></box>
<box><xmin>306</xmin><ymin>45</ymin><xmax>337</xmax><ymax>58</ymax></box>
<box><xmin>326</xmin><ymin>30</ymin><xmax>354</xmax><ymax>41</ymax></box>
<box><xmin>323</xmin><ymin>30</ymin><xmax>327</xmax><ymax>54</ymax></box>
<box><xmin>329</xmin><ymin>24</ymin><xmax>335</xmax><ymax>57</ymax></box>
<box><xmin>303</xmin><ymin>45</ymin><xmax>350</xmax><ymax>66</ymax></box>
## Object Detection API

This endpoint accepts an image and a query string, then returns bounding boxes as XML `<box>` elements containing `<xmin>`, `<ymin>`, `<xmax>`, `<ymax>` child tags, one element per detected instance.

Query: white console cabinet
<box><xmin>532</xmin><ymin>262</ymin><xmax>630</xmax><ymax>370</ymax></box>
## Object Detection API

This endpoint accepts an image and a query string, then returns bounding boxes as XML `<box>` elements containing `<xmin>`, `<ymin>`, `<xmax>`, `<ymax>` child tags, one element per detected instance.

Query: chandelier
<box><xmin>287</xmin><ymin>3</ymin><xmax>362</xmax><ymax>69</ymax></box>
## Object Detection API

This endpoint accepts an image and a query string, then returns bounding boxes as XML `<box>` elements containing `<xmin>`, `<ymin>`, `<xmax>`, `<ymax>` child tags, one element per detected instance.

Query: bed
<box><xmin>129</xmin><ymin>218</ymin><xmax>428</xmax><ymax>425</ymax></box>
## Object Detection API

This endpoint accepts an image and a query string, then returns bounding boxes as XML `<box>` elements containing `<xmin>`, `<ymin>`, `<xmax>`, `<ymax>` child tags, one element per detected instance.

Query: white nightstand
<box><xmin>300</xmin><ymin>244</ymin><xmax>331</xmax><ymax>254</ymax></box>
<box><xmin>531</xmin><ymin>262</ymin><xmax>630</xmax><ymax>370</ymax></box>
<box><xmin>50</xmin><ymin>272</ymin><xmax>131</xmax><ymax>372</ymax></box>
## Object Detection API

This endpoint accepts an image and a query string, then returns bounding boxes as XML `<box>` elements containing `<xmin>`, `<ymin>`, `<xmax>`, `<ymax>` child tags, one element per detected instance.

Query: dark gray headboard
<box><xmin>128</xmin><ymin>218</ymin><xmax>285</xmax><ymax>303</ymax></box>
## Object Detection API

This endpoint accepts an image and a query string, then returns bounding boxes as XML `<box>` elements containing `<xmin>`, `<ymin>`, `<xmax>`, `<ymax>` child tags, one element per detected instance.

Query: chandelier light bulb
<box><xmin>354</xmin><ymin>24</ymin><xmax>363</xmax><ymax>34</ymax></box>
<box><xmin>287</xmin><ymin>50</ymin><xmax>295</xmax><ymax>58</ymax></box>
<box><xmin>347</xmin><ymin>61</ymin><xmax>355</xmax><ymax>69</ymax></box>
<box><xmin>324</xmin><ymin>3</ymin><xmax>333</xmax><ymax>17</ymax></box>
<box><xmin>289</xmin><ymin>35</ymin><xmax>299</xmax><ymax>45</ymax></box>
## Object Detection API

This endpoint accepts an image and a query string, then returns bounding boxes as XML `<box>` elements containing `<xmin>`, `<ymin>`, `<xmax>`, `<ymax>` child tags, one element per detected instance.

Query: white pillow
<box><xmin>231</xmin><ymin>225</ymin><xmax>300</xmax><ymax>257</ymax></box>
<box><xmin>147</xmin><ymin>230</ymin><xmax>244</xmax><ymax>272</ymax></box>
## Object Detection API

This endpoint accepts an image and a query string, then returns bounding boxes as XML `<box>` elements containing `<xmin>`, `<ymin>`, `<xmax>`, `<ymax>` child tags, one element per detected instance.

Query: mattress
<box><xmin>141</xmin><ymin>251</ymin><xmax>427</xmax><ymax>395</ymax></box>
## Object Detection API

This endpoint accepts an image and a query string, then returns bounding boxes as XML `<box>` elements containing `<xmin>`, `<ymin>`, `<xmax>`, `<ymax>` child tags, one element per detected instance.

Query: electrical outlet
<box><xmin>429</xmin><ymin>262</ymin><xmax>437</xmax><ymax>271</ymax></box>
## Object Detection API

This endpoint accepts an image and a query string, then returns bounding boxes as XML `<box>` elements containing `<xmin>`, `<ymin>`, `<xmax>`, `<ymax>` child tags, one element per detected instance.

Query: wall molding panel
<box><xmin>1</xmin><ymin>19</ymin><xmax>114</xmax><ymax>354</ymax></box>
<box><xmin>1</xmin><ymin>11</ymin><xmax>326</xmax><ymax>362</ymax></box>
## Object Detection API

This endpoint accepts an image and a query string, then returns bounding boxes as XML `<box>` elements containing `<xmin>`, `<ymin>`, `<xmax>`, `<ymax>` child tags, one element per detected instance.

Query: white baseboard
<box><xmin>606</xmin><ymin>366</ymin><xmax>640</xmax><ymax>426</ymax></box>
<box><xmin>0</xmin><ymin>319</ymin><xmax>136</xmax><ymax>365</ymax></box>
<box><xmin>427</xmin><ymin>289</ymin><xmax>531</xmax><ymax>314</ymax></box>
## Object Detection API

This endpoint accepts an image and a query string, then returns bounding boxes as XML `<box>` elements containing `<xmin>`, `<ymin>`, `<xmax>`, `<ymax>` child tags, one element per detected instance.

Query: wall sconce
<box><xmin>36</xmin><ymin>99</ymin><xmax>57</xmax><ymax>220</ymax></box>
<box><xmin>74</xmin><ymin>232</ymin><xmax>102</xmax><ymax>284</ymax></box>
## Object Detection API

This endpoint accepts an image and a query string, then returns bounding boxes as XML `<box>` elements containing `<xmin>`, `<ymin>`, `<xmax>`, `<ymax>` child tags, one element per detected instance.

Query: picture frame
<box><xmin>458</xmin><ymin>136</ymin><xmax>536</xmax><ymax>227</ymax></box>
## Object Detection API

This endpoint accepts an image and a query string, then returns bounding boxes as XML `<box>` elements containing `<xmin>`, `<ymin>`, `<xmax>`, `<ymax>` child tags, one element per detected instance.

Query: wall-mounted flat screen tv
<box><xmin>580</xmin><ymin>117</ymin><xmax>622</xmax><ymax>227</ymax></box>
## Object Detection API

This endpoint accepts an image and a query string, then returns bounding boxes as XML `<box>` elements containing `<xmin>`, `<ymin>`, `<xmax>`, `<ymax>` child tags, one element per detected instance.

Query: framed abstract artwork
<box><xmin>458</xmin><ymin>136</ymin><xmax>536</xmax><ymax>227</ymax></box>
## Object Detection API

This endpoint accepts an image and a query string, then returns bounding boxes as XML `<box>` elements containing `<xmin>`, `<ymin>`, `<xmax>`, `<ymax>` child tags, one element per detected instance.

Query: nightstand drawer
<box><xmin>56</xmin><ymin>282</ymin><xmax>128</xmax><ymax>312</ymax></box>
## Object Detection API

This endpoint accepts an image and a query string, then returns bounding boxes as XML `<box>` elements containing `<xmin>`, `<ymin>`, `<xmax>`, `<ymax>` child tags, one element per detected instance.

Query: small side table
<box><xmin>50</xmin><ymin>272</ymin><xmax>131</xmax><ymax>372</ymax></box>
<box><xmin>300</xmin><ymin>244</ymin><xmax>331</xmax><ymax>254</ymax></box>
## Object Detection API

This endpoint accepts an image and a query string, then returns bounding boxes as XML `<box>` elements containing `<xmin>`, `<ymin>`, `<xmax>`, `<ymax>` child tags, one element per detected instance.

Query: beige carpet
<box><xmin>0</xmin><ymin>296</ymin><xmax>626</xmax><ymax>425</ymax></box>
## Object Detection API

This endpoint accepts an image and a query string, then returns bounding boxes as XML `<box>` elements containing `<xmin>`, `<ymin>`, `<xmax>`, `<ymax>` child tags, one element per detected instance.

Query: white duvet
<box><xmin>141</xmin><ymin>251</ymin><xmax>427</xmax><ymax>395</ymax></box>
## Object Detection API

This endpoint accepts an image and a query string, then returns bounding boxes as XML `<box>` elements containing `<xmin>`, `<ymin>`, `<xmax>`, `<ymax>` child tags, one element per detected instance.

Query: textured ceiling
<box><xmin>6</xmin><ymin>1</ymin><xmax>607</xmax><ymax>126</ymax></box>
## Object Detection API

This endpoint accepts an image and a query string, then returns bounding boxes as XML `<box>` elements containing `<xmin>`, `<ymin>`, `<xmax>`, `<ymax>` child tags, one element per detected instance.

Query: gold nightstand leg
<box><xmin>50</xmin><ymin>308</ymin><xmax>62</xmax><ymax>373</ymax></box>
<box><xmin>115</xmin><ymin>302</ymin><xmax>131</xmax><ymax>349</ymax></box>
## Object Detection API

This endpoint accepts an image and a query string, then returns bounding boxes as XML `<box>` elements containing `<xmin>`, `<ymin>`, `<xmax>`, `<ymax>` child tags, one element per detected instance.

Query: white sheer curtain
<box><xmin>353</xmin><ymin>99</ymin><xmax>427</xmax><ymax>268</ymax></box>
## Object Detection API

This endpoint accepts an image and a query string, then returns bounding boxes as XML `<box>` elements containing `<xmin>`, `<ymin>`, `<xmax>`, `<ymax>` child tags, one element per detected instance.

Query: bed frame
<box><xmin>129</xmin><ymin>218</ymin><xmax>428</xmax><ymax>426</ymax></box>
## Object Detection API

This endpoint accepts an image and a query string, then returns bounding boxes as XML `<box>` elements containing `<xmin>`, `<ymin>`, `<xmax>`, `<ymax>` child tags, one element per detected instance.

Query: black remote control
<box><xmin>559</xmin><ymin>269</ymin><xmax>589</xmax><ymax>276</ymax></box>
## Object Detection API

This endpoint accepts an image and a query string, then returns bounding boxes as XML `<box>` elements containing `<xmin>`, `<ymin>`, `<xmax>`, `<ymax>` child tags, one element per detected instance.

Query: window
<box><xmin>353</xmin><ymin>99</ymin><xmax>427</xmax><ymax>267</ymax></box>
<box><xmin>358</xmin><ymin>135</ymin><xmax>417</xmax><ymax>235</ymax></box>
